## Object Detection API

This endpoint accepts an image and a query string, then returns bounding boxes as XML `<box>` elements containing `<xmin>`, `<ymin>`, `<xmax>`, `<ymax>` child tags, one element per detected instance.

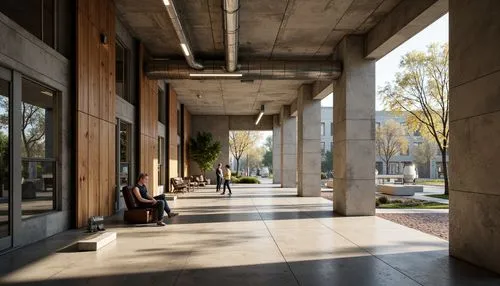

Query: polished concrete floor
<box><xmin>0</xmin><ymin>183</ymin><xmax>499</xmax><ymax>286</ymax></box>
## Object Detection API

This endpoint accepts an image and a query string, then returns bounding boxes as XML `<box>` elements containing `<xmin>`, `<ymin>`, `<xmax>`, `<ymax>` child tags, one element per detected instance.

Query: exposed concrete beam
<box><xmin>312</xmin><ymin>81</ymin><xmax>334</xmax><ymax>100</ymax></box>
<box><xmin>365</xmin><ymin>0</ymin><xmax>448</xmax><ymax>60</ymax></box>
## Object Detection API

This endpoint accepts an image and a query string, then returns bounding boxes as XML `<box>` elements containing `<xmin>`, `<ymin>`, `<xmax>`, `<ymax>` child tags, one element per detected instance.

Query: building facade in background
<box><xmin>321</xmin><ymin>107</ymin><xmax>447</xmax><ymax>179</ymax></box>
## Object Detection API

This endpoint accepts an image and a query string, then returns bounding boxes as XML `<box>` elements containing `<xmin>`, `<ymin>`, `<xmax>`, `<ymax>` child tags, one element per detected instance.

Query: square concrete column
<box><xmin>449</xmin><ymin>0</ymin><xmax>500</xmax><ymax>274</ymax></box>
<box><xmin>280</xmin><ymin>105</ymin><xmax>296</xmax><ymax>188</ymax></box>
<box><xmin>297</xmin><ymin>85</ymin><xmax>321</xmax><ymax>196</ymax></box>
<box><xmin>272</xmin><ymin>115</ymin><xmax>281</xmax><ymax>184</ymax></box>
<box><xmin>333</xmin><ymin>35</ymin><xmax>376</xmax><ymax>216</ymax></box>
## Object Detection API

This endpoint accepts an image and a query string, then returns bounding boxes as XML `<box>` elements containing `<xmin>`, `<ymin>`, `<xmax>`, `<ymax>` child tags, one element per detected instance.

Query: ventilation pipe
<box><xmin>163</xmin><ymin>0</ymin><xmax>203</xmax><ymax>70</ymax></box>
<box><xmin>146</xmin><ymin>59</ymin><xmax>342</xmax><ymax>80</ymax></box>
<box><xmin>223</xmin><ymin>0</ymin><xmax>239</xmax><ymax>72</ymax></box>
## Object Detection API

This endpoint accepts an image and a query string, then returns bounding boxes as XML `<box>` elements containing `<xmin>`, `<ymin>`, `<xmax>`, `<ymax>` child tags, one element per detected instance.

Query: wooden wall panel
<box><xmin>168</xmin><ymin>86</ymin><xmax>179</xmax><ymax>190</ymax></box>
<box><xmin>183</xmin><ymin>108</ymin><xmax>191</xmax><ymax>176</ymax></box>
<box><xmin>76</xmin><ymin>112</ymin><xmax>89</xmax><ymax>227</ymax></box>
<box><xmin>138</xmin><ymin>43</ymin><xmax>159</xmax><ymax>195</ymax></box>
<box><xmin>88</xmin><ymin>116</ymin><xmax>100</xmax><ymax>217</ymax></box>
<box><xmin>76</xmin><ymin>0</ymin><xmax>116</xmax><ymax>227</ymax></box>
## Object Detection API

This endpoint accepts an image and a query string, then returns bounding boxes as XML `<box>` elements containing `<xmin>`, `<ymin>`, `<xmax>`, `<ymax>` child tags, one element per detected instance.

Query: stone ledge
<box><xmin>377</xmin><ymin>184</ymin><xmax>423</xmax><ymax>196</ymax></box>
<box><xmin>78</xmin><ymin>232</ymin><xmax>116</xmax><ymax>251</ymax></box>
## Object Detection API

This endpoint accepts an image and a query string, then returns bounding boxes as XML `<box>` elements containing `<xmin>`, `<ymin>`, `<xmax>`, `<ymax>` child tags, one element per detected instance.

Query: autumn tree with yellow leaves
<box><xmin>380</xmin><ymin>43</ymin><xmax>449</xmax><ymax>194</ymax></box>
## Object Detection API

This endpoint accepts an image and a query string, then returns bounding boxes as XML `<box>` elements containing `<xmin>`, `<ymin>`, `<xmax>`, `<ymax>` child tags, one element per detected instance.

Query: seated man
<box><xmin>133</xmin><ymin>173</ymin><xmax>178</xmax><ymax>226</ymax></box>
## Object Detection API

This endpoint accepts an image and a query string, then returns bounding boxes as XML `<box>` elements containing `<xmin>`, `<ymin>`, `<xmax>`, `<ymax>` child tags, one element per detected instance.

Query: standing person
<box><xmin>215</xmin><ymin>163</ymin><xmax>223</xmax><ymax>192</ymax></box>
<box><xmin>132</xmin><ymin>173</ymin><xmax>179</xmax><ymax>226</ymax></box>
<box><xmin>221</xmin><ymin>164</ymin><xmax>232</xmax><ymax>195</ymax></box>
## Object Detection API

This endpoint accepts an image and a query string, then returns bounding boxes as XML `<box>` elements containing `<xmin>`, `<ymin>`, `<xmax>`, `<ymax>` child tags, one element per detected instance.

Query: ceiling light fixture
<box><xmin>163</xmin><ymin>0</ymin><xmax>170</xmax><ymax>6</ymax></box>
<box><xmin>180</xmin><ymin>43</ymin><xmax>190</xmax><ymax>56</ymax></box>
<box><xmin>41</xmin><ymin>91</ymin><xmax>53</xmax><ymax>96</ymax></box>
<box><xmin>189</xmin><ymin>73</ymin><xmax>243</xmax><ymax>78</ymax></box>
<box><xmin>255</xmin><ymin>105</ymin><xmax>264</xmax><ymax>125</ymax></box>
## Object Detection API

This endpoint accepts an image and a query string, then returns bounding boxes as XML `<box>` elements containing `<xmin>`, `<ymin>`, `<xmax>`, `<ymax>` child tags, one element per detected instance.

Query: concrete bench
<box><xmin>377</xmin><ymin>184</ymin><xmax>423</xmax><ymax>196</ymax></box>
<box><xmin>77</xmin><ymin>232</ymin><xmax>116</xmax><ymax>251</ymax></box>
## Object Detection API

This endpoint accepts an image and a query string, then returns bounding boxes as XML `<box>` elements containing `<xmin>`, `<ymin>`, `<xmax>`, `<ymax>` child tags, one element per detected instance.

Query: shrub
<box><xmin>321</xmin><ymin>172</ymin><xmax>327</xmax><ymax>179</ymax></box>
<box><xmin>377</xmin><ymin>196</ymin><xmax>389</xmax><ymax>204</ymax></box>
<box><xmin>234</xmin><ymin>177</ymin><xmax>260</xmax><ymax>184</ymax></box>
<box><xmin>231</xmin><ymin>172</ymin><xmax>242</xmax><ymax>178</ymax></box>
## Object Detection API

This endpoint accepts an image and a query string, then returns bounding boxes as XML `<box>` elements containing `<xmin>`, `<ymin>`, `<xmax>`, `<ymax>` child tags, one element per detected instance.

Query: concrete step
<box><xmin>78</xmin><ymin>232</ymin><xmax>116</xmax><ymax>251</ymax></box>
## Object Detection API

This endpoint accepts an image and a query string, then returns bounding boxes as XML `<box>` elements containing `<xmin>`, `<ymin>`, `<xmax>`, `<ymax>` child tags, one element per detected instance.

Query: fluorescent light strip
<box><xmin>189</xmin><ymin>73</ymin><xmax>243</xmax><ymax>77</ymax></box>
<box><xmin>163</xmin><ymin>0</ymin><xmax>170</xmax><ymax>6</ymax></box>
<box><xmin>180</xmin><ymin>43</ymin><xmax>190</xmax><ymax>56</ymax></box>
<box><xmin>255</xmin><ymin>111</ymin><xmax>264</xmax><ymax>125</ymax></box>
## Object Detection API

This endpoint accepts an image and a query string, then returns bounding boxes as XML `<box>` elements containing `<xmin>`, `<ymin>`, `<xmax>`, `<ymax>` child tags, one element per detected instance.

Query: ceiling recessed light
<box><xmin>180</xmin><ymin>43</ymin><xmax>190</xmax><ymax>56</ymax></box>
<box><xmin>163</xmin><ymin>0</ymin><xmax>170</xmax><ymax>6</ymax></box>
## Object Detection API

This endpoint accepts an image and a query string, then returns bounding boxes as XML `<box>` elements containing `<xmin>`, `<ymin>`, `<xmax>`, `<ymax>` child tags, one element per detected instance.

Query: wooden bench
<box><xmin>171</xmin><ymin>177</ymin><xmax>189</xmax><ymax>192</ymax></box>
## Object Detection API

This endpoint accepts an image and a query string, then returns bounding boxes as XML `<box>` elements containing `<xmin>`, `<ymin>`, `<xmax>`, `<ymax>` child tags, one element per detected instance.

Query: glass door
<box><xmin>0</xmin><ymin>67</ymin><xmax>12</xmax><ymax>251</ymax></box>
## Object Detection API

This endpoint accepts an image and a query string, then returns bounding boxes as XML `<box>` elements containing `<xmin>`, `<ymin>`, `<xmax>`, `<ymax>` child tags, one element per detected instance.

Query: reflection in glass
<box><xmin>0</xmin><ymin>79</ymin><xmax>10</xmax><ymax>237</ymax></box>
<box><xmin>21</xmin><ymin>78</ymin><xmax>57</xmax><ymax>218</ymax></box>
<box><xmin>21</xmin><ymin>160</ymin><xmax>55</xmax><ymax>219</ymax></box>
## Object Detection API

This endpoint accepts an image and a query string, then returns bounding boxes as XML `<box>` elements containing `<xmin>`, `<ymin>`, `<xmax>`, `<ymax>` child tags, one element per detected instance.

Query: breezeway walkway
<box><xmin>0</xmin><ymin>183</ymin><xmax>499</xmax><ymax>286</ymax></box>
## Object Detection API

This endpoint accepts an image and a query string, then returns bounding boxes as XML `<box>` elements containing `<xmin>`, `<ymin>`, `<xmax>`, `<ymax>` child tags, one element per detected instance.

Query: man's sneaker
<box><xmin>220</xmin><ymin>193</ymin><xmax>225</xmax><ymax>195</ymax></box>
<box><xmin>168</xmin><ymin>212</ymin><xmax>179</xmax><ymax>218</ymax></box>
<box><xmin>157</xmin><ymin>221</ymin><xmax>166</xmax><ymax>226</ymax></box>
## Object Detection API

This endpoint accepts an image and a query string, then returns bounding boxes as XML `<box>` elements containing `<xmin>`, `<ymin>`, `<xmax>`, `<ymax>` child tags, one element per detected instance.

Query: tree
<box><xmin>245</xmin><ymin>146</ymin><xmax>265</xmax><ymax>174</ymax></box>
<box><xmin>413</xmin><ymin>138</ymin><xmax>438</xmax><ymax>166</ymax></box>
<box><xmin>376</xmin><ymin>119</ymin><xmax>408</xmax><ymax>174</ymax></box>
<box><xmin>262</xmin><ymin>135</ymin><xmax>272</xmax><ymax>171</ymax></box>
<box><xmin>229</xmin><ymin>131</ymin><xmax>259</xmax><ymax>175</ymax></box>
<box><xmin>189</xmin><ymin>132</ymin><xmax>221</xmax><ymax>176</ymax></box>
<box><xmin>321</xmin><ymin>150</ymin><xmax>333</xmax><ymax>174</ymax></box>
<box><xmin>380</xmin><ymin>43</ymin><xmax>449</xmax><ymax>194</ymax></box>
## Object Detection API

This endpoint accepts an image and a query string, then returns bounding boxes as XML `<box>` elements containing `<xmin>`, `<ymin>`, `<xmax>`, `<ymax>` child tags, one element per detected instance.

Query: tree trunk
<box><xmin>385</xmin><ymin>160</ymin><xmax>389</xmax><ymax>175</ymax></box>
<box><xmin>236</xmin><ymin>158</ymin><xmax>240</xmax><ymax>176</ymax></box>
<box><xmin>441</xmin><ymin>145</ymin><xmax>449</xmax><ymax>195</ymax></box>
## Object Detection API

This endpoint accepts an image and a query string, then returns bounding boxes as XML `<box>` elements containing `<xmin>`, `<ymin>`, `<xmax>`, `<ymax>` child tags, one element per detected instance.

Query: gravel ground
<box><xmin>377</xmin><ymin>213</ymin><xmax>449</xmax><ymax>240</ymax></box>
<box><xmin>321</xmin><ymin>192</ymin><xmax>449</xmax><ymax>240</ymax></box>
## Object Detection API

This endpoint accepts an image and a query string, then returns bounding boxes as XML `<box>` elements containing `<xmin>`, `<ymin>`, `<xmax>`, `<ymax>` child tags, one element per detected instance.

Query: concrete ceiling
<box><xmin>115</xmin><ymin>0</ymin><xmax>403</xmax><ymax>115</ymax></box>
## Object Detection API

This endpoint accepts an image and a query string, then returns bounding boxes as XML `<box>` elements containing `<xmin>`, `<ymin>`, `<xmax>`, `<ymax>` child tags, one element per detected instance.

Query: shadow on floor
<box><xmin>0</xmin><ymin>252</ymin><xmax>499</xmax><ymax>286</ymax></box>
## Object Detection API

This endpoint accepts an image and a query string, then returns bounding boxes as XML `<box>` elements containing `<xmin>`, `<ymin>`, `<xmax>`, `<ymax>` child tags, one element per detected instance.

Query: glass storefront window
<box><xmin>0</xmin><ymin>78</ymin><xmax>10</xmax><ymax>237</ymax></box>
<box><xmin>21</xmin><ymin>78</ymin><xmax>57</xmax><ymax>219</ymax></box>
<box><xmin>119</xmin><ymin>121</ymin><xmax>132</xmax><ymax>188</ymax></box>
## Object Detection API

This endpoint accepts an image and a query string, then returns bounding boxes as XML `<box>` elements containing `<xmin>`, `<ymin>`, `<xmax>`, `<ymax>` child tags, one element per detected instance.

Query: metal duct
<box><xmin>165</xmin><ymin>0</ymin><xmax>203</xmax><ymax>70</ymax></box>
<box><xmin>146</xmin><ymin>60</ymin><xmax>342</xmax><ymax>80</ymax></box>
<box><xmin>223</xmin><ymin>0</ymin><xmax>239</xmax><ymax>72</ymax></box>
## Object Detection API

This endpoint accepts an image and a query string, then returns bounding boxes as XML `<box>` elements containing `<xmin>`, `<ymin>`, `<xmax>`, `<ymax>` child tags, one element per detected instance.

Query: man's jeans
<box><xmin>147</xmin><ymin>194</ymin><xmax>171</xmax><ymax>221</ymax></box>
<box><xmin>216</xmin><ymin>177</ymin><xmax>222</xmax><ymax>191</ymax></box>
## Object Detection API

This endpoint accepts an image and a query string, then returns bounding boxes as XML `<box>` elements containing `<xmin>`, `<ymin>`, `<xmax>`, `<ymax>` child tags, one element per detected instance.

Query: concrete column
<box><xmin>280</xmin><ymin>106</ymin><xmax>296</xmax><ymax>188</ymax></box>
<box><xmin>272</xmin><ymin>115</ymin><xmax>281</xmax><ymax>184</ymax></box>
<box><xmin>297</xmin><ymin>85</ymin><xmax>321</xmax><ymax>196</ymax></box>
<box><xmin>333</xmin><ymin>35</ymin><xmax>376</xmax><ymax>216</ymax></box>
<box><xmin>449</xmin><ymin>0</ymin><xmax>500</xmax><ymax>274</ymax></box>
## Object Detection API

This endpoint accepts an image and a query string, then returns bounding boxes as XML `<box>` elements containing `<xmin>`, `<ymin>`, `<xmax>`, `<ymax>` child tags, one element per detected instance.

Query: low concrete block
<box><xmin>78</xmin><ymin>232</ymin><xmax>116</xmax><ymax>251</ymax></box>
<box><xmin>166</xmin><ymin>195</ymin><xmax>177</xmax><ymax>201</ymax></box>
<box><xmin>377</xmin><ymin>184</ymin><xmax>423</xmax><ymax>196</ymax></box>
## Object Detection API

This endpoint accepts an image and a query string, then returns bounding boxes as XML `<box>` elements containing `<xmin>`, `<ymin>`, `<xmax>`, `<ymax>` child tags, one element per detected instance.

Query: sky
<box><xmin>321</xmin><ymin>13</ymin><xmax>449</xmax><ymax>110</ymax></box>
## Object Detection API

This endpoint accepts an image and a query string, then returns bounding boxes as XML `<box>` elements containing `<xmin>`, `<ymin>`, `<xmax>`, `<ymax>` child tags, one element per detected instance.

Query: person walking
<box><xmin>220</xmin><ymin>164</ymin><xmax>232</xmax><ymax>195</ymax></box>
<box><xmin>215</xmin><ymin>163</ymin><xmax>223</xmax><ymax>192</ymax></box>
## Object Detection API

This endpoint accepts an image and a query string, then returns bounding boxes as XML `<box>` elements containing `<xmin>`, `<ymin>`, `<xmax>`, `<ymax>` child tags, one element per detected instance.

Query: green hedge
<box><xmin>232</xmin><ymin>177</ymin><xmax>260</xmax><ymax>184</ymax></box>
